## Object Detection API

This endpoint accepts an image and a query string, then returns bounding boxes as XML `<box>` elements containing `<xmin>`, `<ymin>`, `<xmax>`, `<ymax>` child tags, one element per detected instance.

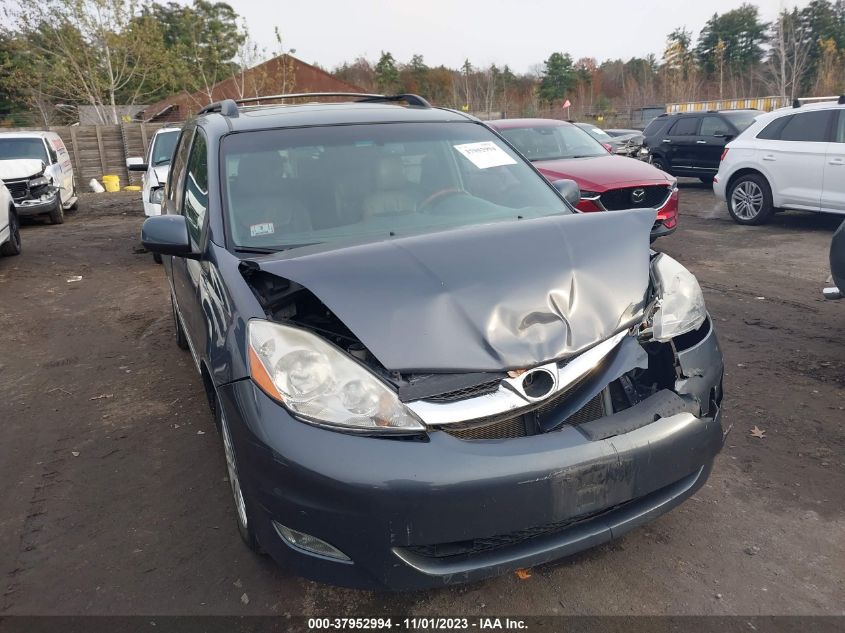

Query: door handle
<box><xmin>829</xmin><ymin>158</ymin><xmax>845</xmax><ymax>166</ymax></box>
<box><xmin>762</xmin><ymin>154</ymin><xmax>776</xmax><ymax>161</ymax></box>
<box><xmin>696</xmin><ymin>140</ymin><xmax>707</xmax><ymax>144</ymax></box>
<box><xmin>662</xmin><ymin>139</ymin><xmax>671</xmax><ymax>143</ymax></box>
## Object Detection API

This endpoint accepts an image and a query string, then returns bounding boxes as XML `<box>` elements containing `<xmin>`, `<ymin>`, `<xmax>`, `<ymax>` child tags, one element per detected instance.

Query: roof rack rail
<box><xmin>792</xmin><ymin>95</ymin><xmax>845</xmax><ymax>108</ymax></box>
<box><xmin>840</xmin><ymin>94</ymin><xmax>845</xmax><ymax>105</ymax></box>
<box><xmin>197</xmin><ymin>99</ymin><xmax>239</xmax><ymax>117</ymax></box>
<box><xmin>233</xmin><ymin>92</ymin><xmax>432</xmax><ymax>108</ymax></box>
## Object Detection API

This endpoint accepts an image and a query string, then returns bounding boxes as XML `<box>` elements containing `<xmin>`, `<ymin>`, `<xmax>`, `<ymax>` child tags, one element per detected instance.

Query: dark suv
<box><xmin>141</xmin><ymin>92</ymin><xmax>725</xmax><ymax>590</ymax></box>
<box><xmin>643</xmin><ymin>110</ymin><xmax>759</xmax><ymax>182</ymax></box>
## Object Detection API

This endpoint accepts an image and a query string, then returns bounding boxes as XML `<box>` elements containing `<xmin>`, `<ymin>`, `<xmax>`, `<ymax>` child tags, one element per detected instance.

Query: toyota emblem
<box><xmin>631</xmin><ymin>188</ymin><xmax>646</xmax><ymax>204</ymax></box>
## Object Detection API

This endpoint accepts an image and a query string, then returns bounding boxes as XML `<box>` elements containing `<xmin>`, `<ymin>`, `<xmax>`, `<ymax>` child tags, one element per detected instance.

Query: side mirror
<box><xmin>141</xmin><ymin>215</ymin><xmax>193</xmax><ymax>256</ymax></box>
<box><xmin>553</xmin><ymin>179</ymin><xmax>581</xmax><ymax>207</ymax></box>
<box><xmin>127</xmin><ymin>157</ymin><xmax>148</xmax><ymax>172</ymax></box>
<box><xmin>602</xmin><ymin>142</ymin><xmax>613</xmax><ymax>153</ymax></box>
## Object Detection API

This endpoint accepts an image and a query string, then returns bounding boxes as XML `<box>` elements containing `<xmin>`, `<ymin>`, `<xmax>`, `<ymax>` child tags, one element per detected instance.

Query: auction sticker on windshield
<box><xmin>454</xmin><ymin>141</ymin><xmax>517</xmax><ymax>169</ymax></box>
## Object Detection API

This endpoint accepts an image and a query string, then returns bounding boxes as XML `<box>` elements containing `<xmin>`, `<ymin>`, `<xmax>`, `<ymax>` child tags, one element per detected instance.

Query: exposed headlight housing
<box><xmin>149</xmin><ymin>187</ymin><xmax>164</xmax><ymax>204</ymax></box>
<box><xmin>247</xmin><ymin>320</ymin><xmax>424</xmax><ymax>433</ymax></box>
<box><xmin>649</xmin><ymin>254</ymin><xmax>707</xmax><ymax>342</ymax></box>
<box><xmin>28</xmin><ymin>176</ymin><xmax>49</xmax><ymax>188</ymax></box>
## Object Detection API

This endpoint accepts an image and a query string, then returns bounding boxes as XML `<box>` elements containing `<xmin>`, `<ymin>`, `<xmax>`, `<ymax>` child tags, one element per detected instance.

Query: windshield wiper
<box><xmin>234</xmin><ymin>246</ymin><xmax>279</xmax><ymax>255</ymax></box>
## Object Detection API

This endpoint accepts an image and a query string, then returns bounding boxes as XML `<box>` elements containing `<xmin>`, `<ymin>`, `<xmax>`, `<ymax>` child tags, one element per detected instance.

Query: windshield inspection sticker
<box><xmin>454</xmin><ymin>141</ymin><xmax>517</xmax><ymax>169</ymax></box>
<box><xmin>250</xmin><ymin>222</ymin><xmax>275</xmax><ymax>237</ymax></box>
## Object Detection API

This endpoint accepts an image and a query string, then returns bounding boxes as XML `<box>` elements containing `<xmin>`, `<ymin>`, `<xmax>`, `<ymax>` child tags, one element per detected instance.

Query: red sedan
<box><xmin>488</xmin><ymin>119</ymin><xmax>678</xmax><ymax>239</ymax></box>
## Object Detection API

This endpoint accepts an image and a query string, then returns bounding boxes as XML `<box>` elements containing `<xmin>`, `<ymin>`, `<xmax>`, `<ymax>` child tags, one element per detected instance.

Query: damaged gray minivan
<box><xmin>141</xmin><ymin>93</ymin><xmax>726</xmax><ymax>590</ymax></box>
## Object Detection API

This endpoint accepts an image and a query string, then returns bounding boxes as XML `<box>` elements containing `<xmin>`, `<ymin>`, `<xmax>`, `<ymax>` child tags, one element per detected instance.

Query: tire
<box><xmin>153</xmin><ymin>252</ymin><xmax>162</xmax><ymax>264</ymax></box>
<box><xmin>651</xmin><ymin>156</ymin><xmax>670</xmax><ymax>173</ymax></box>
<box><xmin>0</xmin><ymin>208</ymin><xmax>21</xmax><ymax>256</ymax></box>
<box><xmin>216</xmin><ymin>400</ymin><xmax>260</xmax><ymax>551</ymax></box>
<box><xmin>699</xmin><ymin>175</ymin><xmax>714</xmax><ymax>185</ymax></box>
<box><xmin>727</xmin><ymin>173</ymin><xmax>774</xmax><ymax>225</ymax></box>
<box><xmin>48</xmin><ymin>194</ymin><xmax>64</xmax><ymax>225</ymax></box>
<box><xmin>171</xmin><ymin>294</ymin><xmax>189</xmax><ymax>350</ymax></box>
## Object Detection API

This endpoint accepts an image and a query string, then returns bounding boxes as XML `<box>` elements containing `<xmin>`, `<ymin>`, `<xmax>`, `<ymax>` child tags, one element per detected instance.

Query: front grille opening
<box><xmin>440</xmin><ymin>389</ymin><xmax>607</xmax><ymax>441</ymax></box>
<box><xmin>425</xmin><ymin>380</ymin><xmax>501</xmax><ymax>403</ymax></box>
<box><xmin>600</xmin><ymin>185</ymin><xmax>671</xmax><ymax>211</ymax></box>
<box><xmin>406</xmin><ymin>498</ymin><xmax>635</xmax><ymax>559</ymax></box>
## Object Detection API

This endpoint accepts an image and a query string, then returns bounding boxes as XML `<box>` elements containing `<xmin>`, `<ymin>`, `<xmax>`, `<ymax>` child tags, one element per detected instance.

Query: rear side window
<box><xmin>670</xmin><ymin>117</ymin><xmax>699</xmax><ymax>136</ymax></box>
<box><xmin>700</xmin><ymin>116</ymin><xmax>731</xmax><ymax>137</ymax></box>
<box><xmin>757</xmin><ymin>116</ymin><xmax>789</xmax><ymax>140</ymax></box>
<box><xmin>643</xmin><ymin>117</ymin><xmax>670</xmax><ymax>136</ymax></box>
<box><xmin>835</xmin><ymin>111</ymin><xmax>845</xmax><ymax>143</ymax></box>
<box><xmin>182</xmin><ymin>130</ymin><xmax>209</xmax><ymax>246</ymax></box>
<box><xmin>778</xmin><ymin>111</ymin><xmax>833</xmax><ymax>142</ymax></box>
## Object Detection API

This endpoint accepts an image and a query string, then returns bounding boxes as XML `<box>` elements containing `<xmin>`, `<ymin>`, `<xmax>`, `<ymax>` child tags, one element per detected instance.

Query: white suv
<box><xmin>126</xmin><ymin>126</ymin><xmax>181</xmax><ymax>217</ymax></box>
<box><xmin>714</xmin><ymin>97</ymin><xmax>845</xmax><ymax>225</ymax></box>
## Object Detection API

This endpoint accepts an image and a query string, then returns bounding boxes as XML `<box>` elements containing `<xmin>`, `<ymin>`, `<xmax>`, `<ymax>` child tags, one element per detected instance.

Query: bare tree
<box><xmin>766</xmin><ymin>9</ymin><xmax>813</xmax><ymax>101</ymax></box>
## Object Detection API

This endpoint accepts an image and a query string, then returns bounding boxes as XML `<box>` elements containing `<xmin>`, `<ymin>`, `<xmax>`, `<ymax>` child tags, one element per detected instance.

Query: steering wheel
<box><xmin>418</xmin><ymin>187</ymin><xmax>469</xmax><ymax>213</ymax></box>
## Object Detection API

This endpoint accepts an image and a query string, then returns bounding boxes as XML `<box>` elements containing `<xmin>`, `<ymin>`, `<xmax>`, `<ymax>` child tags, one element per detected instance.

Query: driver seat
<box><xmin>362</xmin><ymin>157</ymin><xmax>416</xmax><ymax>220</ymax></box>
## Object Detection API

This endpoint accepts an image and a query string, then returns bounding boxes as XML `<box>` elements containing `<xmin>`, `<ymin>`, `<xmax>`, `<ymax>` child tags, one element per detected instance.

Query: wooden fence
<box><xmin>2</xmin><ymin>123</ymin><xmax>174</xmax><ymax>189</ymax></box>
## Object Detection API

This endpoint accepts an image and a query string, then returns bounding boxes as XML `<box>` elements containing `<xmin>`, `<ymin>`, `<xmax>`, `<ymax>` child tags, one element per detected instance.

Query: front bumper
<box><xmin>218</xmin><ymin>322</ymin><xmax>725</xmax><ymax>590</ymax></box>
<box><xmin>14</xmin><ymin>191</ymin><xmax>58</xmax><ymax>217</ymax></box>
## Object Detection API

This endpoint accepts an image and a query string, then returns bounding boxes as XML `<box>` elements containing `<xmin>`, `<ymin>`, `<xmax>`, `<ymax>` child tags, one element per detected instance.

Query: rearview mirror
<box><xmin>553</xmin><ymin>179</ymin><xmax>581</xmax><ymax>207</ymax></box>
<box><xmin>127</xmin><ymin>157</ymin><xmax>148</xmax><ymax>172</ymax></box>
<box><xmin>141</xmin><ymin>215</ymin><xmax>193</xmax><ymax>256</ymax></box>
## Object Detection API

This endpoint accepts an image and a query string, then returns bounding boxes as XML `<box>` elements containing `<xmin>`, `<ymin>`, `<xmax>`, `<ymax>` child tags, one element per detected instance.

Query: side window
<box><xmin>834</xmin><ymin>111</ymin><xmax>845</xmax><ymax>143</ymax></box>
<box><xmin>779</xmin><ymin>111</ymin><xmax>833</xmax><ymax>142</ymax></box>
<box><xmin>45</xmin><ymin>140</ymin><xmax>57</xmax><ymax>164</ymax></box>
<box><xmin>166</xmin><ymin>127</ymin><xmax>195</xmax><ymax>211</ymax></box>
<box><xmin>700</xmin><ymin>116</ymin><xmax>731</xmax><ymax>137</ymax></box>
<box><xmin>182</xmin><ymin>130</ymin><xmax>208</xmax><ymax>247</ymax></box>
<box><xmin>670</xmin><ymin>116</ymin><xmax>699</xmax><ymax>136</ymax></box>
<box><xmin>757</xmin><ymin>116</ymin><xmax>789</xmax><ymax>140</ymax></box>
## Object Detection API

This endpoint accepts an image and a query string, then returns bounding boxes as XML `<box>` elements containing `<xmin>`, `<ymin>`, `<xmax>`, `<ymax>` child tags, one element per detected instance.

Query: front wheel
<box><xmin>48</xmin><ymin>195</ymin><xmax>64</xmax><ymax>225</ymax></box>
<box><xmin>171</xmin><ymin>294</ymin><xmax>189</xmax><ymax>350</ymax></box>
<box><xmin>152</xmin><ymin>252</ymin><xmax>162</xmax><ymax>264</ymax></box>
<box><xmin>217</xmin><ymin>402</ymin><xmax>260</xmax><ymax>551</ymax></box>
<box><xmin>727</xmin><ymin>174</ymin><xmax>774</xmax><ymax>225</ymax></box>
<box><xmin>0</xmin><ymin>208</ymin><xmax>21</xmax><ymax>256</ymax></box>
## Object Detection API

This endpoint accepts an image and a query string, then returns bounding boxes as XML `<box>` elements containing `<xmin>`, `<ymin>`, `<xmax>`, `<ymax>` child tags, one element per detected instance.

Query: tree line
<box><xmin>1</xmin><ymin>0</ymin><xmax>843</xmax><ymax>127</ymax></box>
<box><xmin>337</xmin><ymin>1</ymin><xmax>845</xmax><ymax>118</ymax></box>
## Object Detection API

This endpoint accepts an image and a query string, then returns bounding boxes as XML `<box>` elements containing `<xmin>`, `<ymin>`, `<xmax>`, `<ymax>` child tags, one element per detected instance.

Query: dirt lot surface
<box><xmin>0</xmin><ymin>184</ymin><xmax>843</xmax><ymax>617</ymax></box>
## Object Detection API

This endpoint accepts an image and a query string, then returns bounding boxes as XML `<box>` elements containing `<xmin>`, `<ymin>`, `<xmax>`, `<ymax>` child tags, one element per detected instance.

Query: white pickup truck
<box><xmin>0</xmin><ymin>131</ymin><xmax>78</xmax><ymax>224</ymax></box>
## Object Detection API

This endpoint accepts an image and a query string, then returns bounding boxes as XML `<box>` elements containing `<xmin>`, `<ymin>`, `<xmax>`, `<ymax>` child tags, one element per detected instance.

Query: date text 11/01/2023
<box><xmin>307</xmin><ymin>617</ymin><xmax>529</xmax><ymax>630</ymax></box>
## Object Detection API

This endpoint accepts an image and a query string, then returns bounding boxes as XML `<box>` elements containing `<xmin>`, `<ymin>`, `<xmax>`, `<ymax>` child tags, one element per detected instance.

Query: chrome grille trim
<box><xmin>406</xmin><ymin>330</ymin><xmax>628</xmax><ymax>427</ymax></box>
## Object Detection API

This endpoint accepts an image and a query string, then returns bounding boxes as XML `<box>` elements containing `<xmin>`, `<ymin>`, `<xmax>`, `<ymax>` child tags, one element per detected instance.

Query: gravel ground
<box><xmin>0</xmin><ymin>183</ymin><xmax>842</xmax><ymax>617</ymax></box>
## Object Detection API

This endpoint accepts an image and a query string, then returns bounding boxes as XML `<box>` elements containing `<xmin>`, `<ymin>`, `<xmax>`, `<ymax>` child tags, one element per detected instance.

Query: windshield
<box><xmin>722</xmin><ymin>111</ymin><xmax>758</xmax><ymax>132</ymax></box>
<box><xmin>498</xmin><ymin>124</ymin><xmax>608</xmax><ymax>161</ymax></box>
<box><xmin>221</xmin><ymin>121</ymin><xmax>571</xmax><ymax>251</ymax></box>
<box><xmin>577</xmin><ymin>124</ymin><xmax>612</xmax><ymax>141</ymax></box>
<box><xmin>0</xmin><ymin>138</ymin><xmax>48</xmax><ymax>162</ymax></box>
<box><xmin>150</xmin><ymin>130</ymin><xmax>180</xmax><ymax>166</ymax></box>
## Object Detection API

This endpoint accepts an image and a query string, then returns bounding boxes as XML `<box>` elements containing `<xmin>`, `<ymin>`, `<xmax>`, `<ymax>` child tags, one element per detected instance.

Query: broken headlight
<box><xmin>29</xmin><ymin>175</ymin><xmax>49</xmax><ymax>190</ymax></box>
<box><xmin>649</xmin><ymin>253</ymin><xmax>707</xmax><ymax>342</ymax></box>
<box><xmin>149</xmin><ymin>187</ymin><xmax>164</xmax><ymax>204</ymax></box>
<box><xmin>247</xmin><ymin>320</ymin><xmax>424</xmax><ymax>432</ymax></box>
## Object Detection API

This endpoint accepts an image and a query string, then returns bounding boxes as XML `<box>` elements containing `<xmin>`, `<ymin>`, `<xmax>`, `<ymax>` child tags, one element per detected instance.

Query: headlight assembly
<box><xmin>649</xmin><ymin>254</ymin><xmax>707</xmax><ymax>342</ymax></box>
<box><xmin>247</xmin><ymin>320</ymin><xmax>424</xmax><ymax>433</ymax></box>
<box><xmin>28</xmin><ymin>176</ymin><xmax>49</xmax><ymax>188</ymax></box>
<box><xmin>149</xmin><ymin>187</ymin><xmax>164</xmax><ymax>204</ymax></box>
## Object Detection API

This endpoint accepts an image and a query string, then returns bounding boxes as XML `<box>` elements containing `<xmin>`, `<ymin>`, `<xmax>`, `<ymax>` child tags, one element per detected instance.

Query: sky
<box><xmin>230</xmin><ymin>0</ymin><xmax>812</xmax><ymax>73</ymax></box>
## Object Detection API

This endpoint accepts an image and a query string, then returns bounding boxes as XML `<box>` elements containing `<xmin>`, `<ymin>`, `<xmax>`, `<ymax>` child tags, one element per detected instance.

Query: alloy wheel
<box><xmin>731</xmin><ymin>180</ymin><xmax>764</xmax><ymax>220</ymax></box>
<box><xmin>220</xmin><ymin>410</ymin><xmax>248</xmax><ymax>530</ymax></box>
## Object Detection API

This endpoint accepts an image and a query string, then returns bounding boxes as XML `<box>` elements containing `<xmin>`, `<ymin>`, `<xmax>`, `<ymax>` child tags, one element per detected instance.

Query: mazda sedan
<box><xmin>142</xmin><ymin>93</ymin><xmax>726</xmax><ymax>590</ymax></box>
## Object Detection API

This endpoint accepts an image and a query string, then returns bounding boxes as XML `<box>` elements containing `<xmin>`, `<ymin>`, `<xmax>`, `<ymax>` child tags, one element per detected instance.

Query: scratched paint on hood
<box><xmin>250</xmin><ymin>208</ymin><xmax>656</xmax><ymax>373</ymax></box>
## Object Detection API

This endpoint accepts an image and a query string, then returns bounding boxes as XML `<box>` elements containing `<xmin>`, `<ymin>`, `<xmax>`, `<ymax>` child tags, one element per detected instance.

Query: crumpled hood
<box><xmin>0</xmin><ymin>159</ymin><xmax>44</xmax><ymax>181</ymax></box>
<box><xmin>250</xmin><ymin>209</ymin><xmax>655</xmax><ymax>372</ymax></box>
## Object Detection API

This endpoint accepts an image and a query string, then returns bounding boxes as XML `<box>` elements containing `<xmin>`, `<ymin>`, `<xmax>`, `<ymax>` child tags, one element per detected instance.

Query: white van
<box><xmin>126</xmin><ymin>126</ymin><xmax>181</xmax><ymax>217</ymax></box>
<box><xmin>0</xmin><ymin>131</ymin><xmax>77</xmax><ymax>224</ymax></box>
